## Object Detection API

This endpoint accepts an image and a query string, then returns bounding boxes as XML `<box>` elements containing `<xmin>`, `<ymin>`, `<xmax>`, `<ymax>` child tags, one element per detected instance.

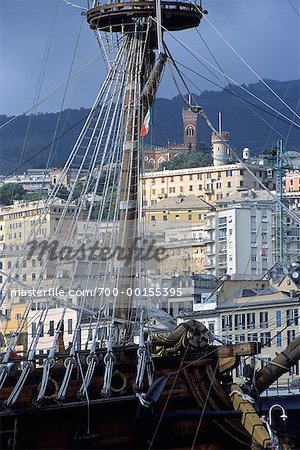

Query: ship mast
<box><xmin>86</xmin><ymin>0</ymin><xmax>204</xmax><ymax>335</ymax></box>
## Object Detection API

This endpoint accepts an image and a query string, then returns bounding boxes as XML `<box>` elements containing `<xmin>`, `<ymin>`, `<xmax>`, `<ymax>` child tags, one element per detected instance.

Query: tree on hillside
<box><xmin>24</xmin><ymin>192</ymin><xmax>46</xmax><ymax>202</ymax></box>
<box><xmin>161</xmin><ymin>145</ymin><xmax>213</xmax><ymax>170</ymax></box>
<box><xmin>0</xmin><ymin>183</ymin><xmax>26</xmax><ymax>206</ymax></box>
<box><xmin>56</xmin><ymin>185</ymin><xmax>69</xmax><ymax>200</ymax></box>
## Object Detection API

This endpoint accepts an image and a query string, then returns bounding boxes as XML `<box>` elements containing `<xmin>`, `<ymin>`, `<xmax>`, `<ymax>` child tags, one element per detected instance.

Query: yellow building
<box><xmin>0</xmin><ymin>304</ymin><xmax>27</xmax><ymax>354</ymax></box>
<box><xmin>143</xmin><ymin>162</ymin><xmax>276</xmax><ymax>206</ymax></box>
<box><xmin>145</xmin><ymin>195</ymin><xmax>213</xmax><ymax>275</ymax></box>
<box><xmin>145</xmin><ymin>194</ymin><xmax>213</xmax><ymax>223</ymax></box>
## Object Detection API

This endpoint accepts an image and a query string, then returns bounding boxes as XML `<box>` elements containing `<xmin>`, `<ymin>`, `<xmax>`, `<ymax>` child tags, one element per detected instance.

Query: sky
<box><xmin>0</xmin><ymin>0</ymin><xmax>299</xmax><ymax>116</ymax></box>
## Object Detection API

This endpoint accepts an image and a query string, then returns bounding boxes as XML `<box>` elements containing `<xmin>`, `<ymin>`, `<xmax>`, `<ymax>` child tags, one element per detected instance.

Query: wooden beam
<box><xmin>229</xmin><ymin>384</ymin><xmax>272</xmax><ymax>449</ymax></box>
<box><xmin>217</xmin><ymin>342</ymin><xmax>260</xmax><ymax>358</ymax></box>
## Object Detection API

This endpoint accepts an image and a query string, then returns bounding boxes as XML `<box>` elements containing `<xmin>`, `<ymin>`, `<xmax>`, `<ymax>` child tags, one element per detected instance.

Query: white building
<box><xmin>27</xmin><ymin>307</ymin><xmax>77</xmax><ymax>358</ymax></box>
<box><xmin>205</xmin><ymin>205</ymin><xmax>274</xmax><ymax>278</ymax></box>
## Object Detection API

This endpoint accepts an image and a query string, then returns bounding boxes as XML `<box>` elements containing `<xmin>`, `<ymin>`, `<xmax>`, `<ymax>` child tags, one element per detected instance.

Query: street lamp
<box><xmin>268</xmin><ymin>404</ymin><xmax>288</xmax><ymax>426</ymax></box>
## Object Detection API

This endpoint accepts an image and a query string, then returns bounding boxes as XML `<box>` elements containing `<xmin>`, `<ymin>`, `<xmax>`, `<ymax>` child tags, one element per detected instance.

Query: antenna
<box><xmin>218</xmin><ymin>112</ymin><xmax>222</xmax><ymax>134</ymax></box>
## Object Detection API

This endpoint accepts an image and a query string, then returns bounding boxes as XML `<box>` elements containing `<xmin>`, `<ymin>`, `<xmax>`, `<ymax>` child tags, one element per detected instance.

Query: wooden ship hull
<box><xmin>1</xmin><ymin>1</ymin><xmax>300</xmax><ymax>449</ymax></box>
<box><xmin>1</xmin><ymin>340</ymin><xmax>268</xmax><ymax>449</ymax></box>
<box><xmin>4</xmin><ymin>322</ymin><xmax>300</xmax><ymax>449</ymax></box>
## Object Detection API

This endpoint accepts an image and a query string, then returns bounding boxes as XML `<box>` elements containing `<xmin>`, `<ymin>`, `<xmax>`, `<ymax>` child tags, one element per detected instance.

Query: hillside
<box><xmin>0</xmin><ymin>79</ymin><xmax>299</xmax><ymax>175</ymax></box>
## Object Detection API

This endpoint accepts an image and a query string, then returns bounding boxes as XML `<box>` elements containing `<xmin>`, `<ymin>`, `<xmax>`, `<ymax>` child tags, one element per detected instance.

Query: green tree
<box><xmin>161</xmin><ymin>145</ymin><xmax>213</xmax><ymax>170</ymax></box>
<box><xmin>24</xmin><ymin>192</ymin><xmax>46</xmax><ymax>202</ymax></box>
<box><xmin>0</xmin><ymin>183</ymin><xmax>26</xmax><ymax>206</ymax></box>
<box><xmin>56</xmin><ymin>185</ymin><xmax>69</xmax><ymax>200</ymax></box>
<box><xmin>72</xmin><ymin>182</ymin><xmax>84</xmax><ymax>201</ymax></box>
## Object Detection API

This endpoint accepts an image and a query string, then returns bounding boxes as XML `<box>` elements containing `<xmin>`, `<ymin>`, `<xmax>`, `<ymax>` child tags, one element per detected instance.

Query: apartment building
<box><xmin>145</xmin><ymin>196</ymin><xmax>213</xmax><ymax>276</ymax></box>
<box><xmin>217</xmin><ymin>275</ymin><xmax>300</xmax><ymax>382</ymax></box>
<box><xmin>0</xmin><ymin>200</ymin><xmax>79</xmax><ymax>351</ymax></box>
<box><xmin>177</xmin><ymin>273</ymin><xmax>300</xmax><ymax>385</ymax></box>
<box><xmin>145</xmin><ymin>194</ymin><xmax>213</xmax><ymax>223</ymax></box>
<box><xmin>205</xmin><ymin>205</ymin><xmax>274</xmax><ymax>278</ymax></box>
<box><xmin>283</xmin><ymin>171</ymin><xmax>300</xmax><ymax>211</ymax></box>
<box><xmin>143</xmin><ymin>163</ymin><xmax>275</xmax><ymax>206</ymax></box>
<box><xmin>27</xmin><ymin>307</ymin><xmax>77</xmax><ymax>358</ymax></box>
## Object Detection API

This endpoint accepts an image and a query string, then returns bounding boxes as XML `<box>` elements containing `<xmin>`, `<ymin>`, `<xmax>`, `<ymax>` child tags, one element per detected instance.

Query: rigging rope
<box><xmin>153</xmin><ymin>18</ymin><xmax>300</xmax><ymax>130</ymax></box>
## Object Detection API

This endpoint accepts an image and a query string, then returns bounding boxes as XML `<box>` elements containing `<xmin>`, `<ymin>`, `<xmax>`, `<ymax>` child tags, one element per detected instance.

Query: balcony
<box><xmin>204</xmin><ymin>237</ymin><xmax>214</xmax><ymax>244</ymax></box>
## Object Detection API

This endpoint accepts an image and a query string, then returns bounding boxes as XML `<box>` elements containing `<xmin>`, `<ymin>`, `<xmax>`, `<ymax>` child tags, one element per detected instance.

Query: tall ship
<box><xmin>0</xmin><ymin>1</ymin><xmax>299</xmax><ymax>449</ymax></box>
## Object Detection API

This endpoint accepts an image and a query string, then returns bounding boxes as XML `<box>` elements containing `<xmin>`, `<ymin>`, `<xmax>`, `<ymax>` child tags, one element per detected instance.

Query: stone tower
<box><xmin>212</xmin><ymin>112</ymin><xmax>229</xmax><ymax>166</ymax></box>
<box><xmin>182</xmin><ymin>106</ymin><xmax>197</xmax><ymax>149</ymax></box>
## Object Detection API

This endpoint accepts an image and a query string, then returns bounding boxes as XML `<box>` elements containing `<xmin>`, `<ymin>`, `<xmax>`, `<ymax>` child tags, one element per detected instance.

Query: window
<box><xmin>175</xmin><ymin>215</ymin><xmax>180</xmax><ymax>221</ymax></box>
<box><xmin>227</xmin><ymin>181</ymin><xmax>231</xmax><ymax>188</ymax></box>
<box><xmin>276</xmin><ymin>332</ymin><xmax>282</xmax><ymax>347</ymax></box>
<box><xmin>234</xmin><ymin>314</ymin><xmax>245</xmax><ymax>330</ymax></box>
<box><xmin>186</xmin><ymin>126</ymin><xmax>194</xmax><ymax>136</ymax></box>
<box><xmin>239</xmin><ymin>180</ymin><xmax>244</xmax><ymax>187</ymax></box>
<box><xmin>49</xmin><ymin>320</ymin><xmax>55</xmax><ymax>336</ymax></box>
<box><xmin>198</xmin><ymin>184</ymin><xmax>202</xmax><ymax>190</ymax></box>
<box><xmin>161</xmin><ymin>177</ymin><xmax>165</xmax><ymax>183</ymax></box>
<box><xmin>151</xmin><ymin>216</ymin><xmax>156</xmax><ymax>222</ymax></box>
<box><xmin>275</xmin><ymin>310</ymin><xmax>282</xmax><ymax>328</ymax></box>
<box><xmin>163</xmin><ymin>215</ymin><xmax>168</xmax><ymax>221</ymax></box>
<box><xmin>248</xmin><ymin>333</ymin><xmax>258</xmax><ymax>342</ymax></box>
<box><xmin>67</xmin><ymin>319</ymin><xmax>73</xmax><ymax>335</ymax></box>
<box><xmin>189</xmin><ymin>185</ymin><xmax>193</xmax><ymax>191</ymax></box>
<box><xmin>240</xmin><ymin>170</ymin><xmax>244</xmax><ymax>175</ymax></box>
<box><xmin>222</xmin><ymin>315</ymin><xmax>232</xmax><ymax>331</ymax></box>
<box><xmin>236</xmin><ymin>334</ymin><xmax>245</xmax><ymax>343</ymax></box>
<box><xmin>208</xmin><ymin>323</ymin><xmax>215</xmax><ymax>335</ymax></box>
<box><xmin>260</xmin><ymin>311</ymin><xmax>268</xmax><ymax>329</ymax></box>
<box><xmin>189</xmin><ymin>175</ymin><xmax>193</xmax><ymax>181</ymax></box>
<box><xmin>226</xmin><ymin>170</ymin><xmax>232</xmax><ymax>177</ymax></box>
<box><xmin>287</xmin><ymin>309</ymin><xmax>299</xmax><ymax>326</ymax></box>
<box><xmin>260</xmin><ymin>332</ymin><xmax>271</xmax><ymax>347</ymax></box>
<box><xmin>287</xmin><ymin>330</ymin><xmax>296</xmax><ymax>344</ymax></box>
<box><xmin>180</xmin><ymin>175</ymin><xmax>183</xmax><ymax>181</ymax></box>
<box><xmin>32</xmin><ymin>322</ymin><xmax>37</xmax><ymax>338</ymax></box>
<box><xmin>247</xmin><ymin>312</ymin><xmax>255</xmax><ymax>329</ymax></box>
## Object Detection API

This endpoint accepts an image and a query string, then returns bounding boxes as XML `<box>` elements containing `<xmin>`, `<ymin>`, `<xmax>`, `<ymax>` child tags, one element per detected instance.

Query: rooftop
<box><xmin>147</xmin><ymin>194</ymin><xmax>213</xmax><ymax>211</ymax></box>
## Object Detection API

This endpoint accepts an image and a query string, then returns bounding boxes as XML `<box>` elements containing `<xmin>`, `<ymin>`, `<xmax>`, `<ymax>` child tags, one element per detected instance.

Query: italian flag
<box><xmin>140</xmin><ymin>108</ymin><xmax>151</xmax><ymax>137</ymax></box>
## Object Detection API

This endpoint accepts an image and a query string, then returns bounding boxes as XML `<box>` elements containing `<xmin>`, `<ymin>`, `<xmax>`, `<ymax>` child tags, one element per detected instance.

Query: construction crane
<box><xmin>274</xmin><ymin>140</ymin><xmax>288</xmax><ymax>262</ymax></box>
